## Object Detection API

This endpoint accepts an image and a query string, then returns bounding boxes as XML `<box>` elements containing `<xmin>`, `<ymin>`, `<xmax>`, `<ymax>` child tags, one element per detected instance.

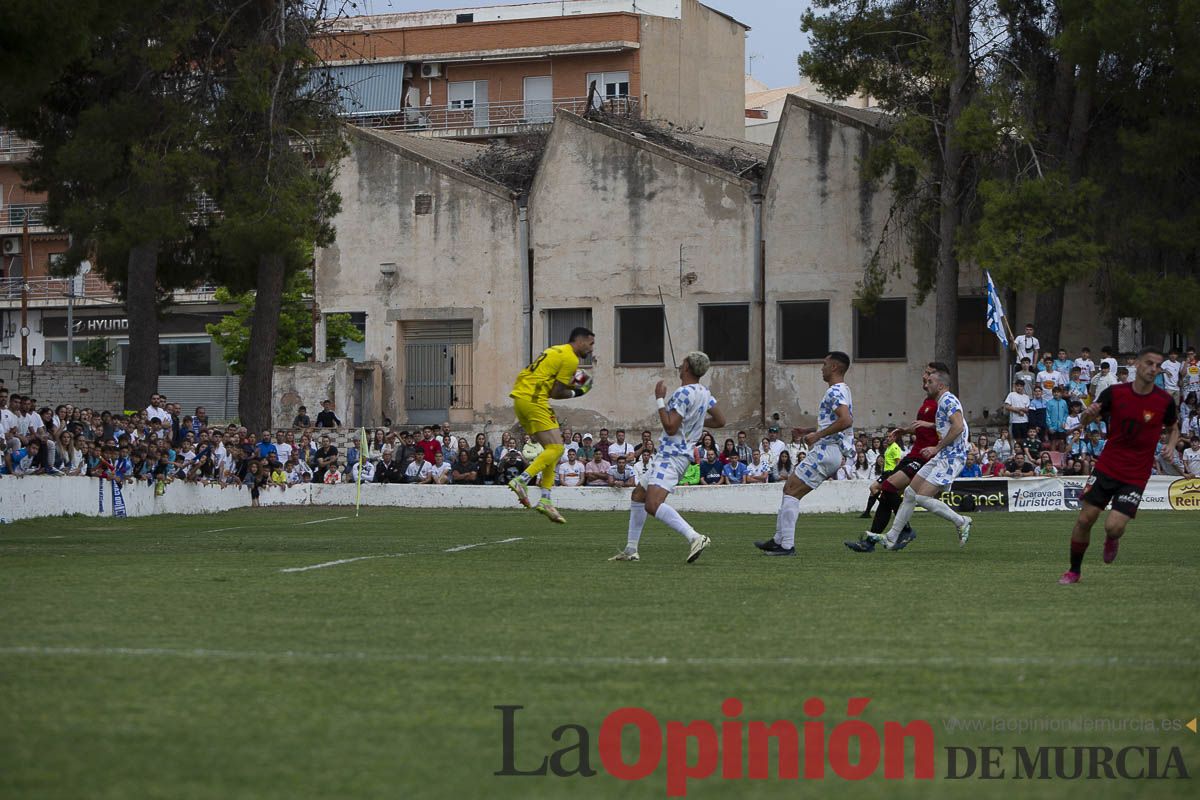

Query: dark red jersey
<box><xmin>1094</xmin><ymin>383</ymin><xmax>1177</xmax><ymax>488</ymax></box>
<box><xmin>905</xmin><ymin>397</ymin><xmax>939</xmax><ymax>461</ymax></box>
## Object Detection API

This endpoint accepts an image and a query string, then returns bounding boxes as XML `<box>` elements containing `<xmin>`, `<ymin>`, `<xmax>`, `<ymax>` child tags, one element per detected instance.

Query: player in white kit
<box><xmin>610</xmin><ymin>351</ymin><xmax>726</xmax><ymax>563</ymax></box>
<box><xmin>875</xmin><ymin>367</ymin><xmax>973</xmax><ymax>550</ymax></box>
<box><xmin>756</xmin><ymin>351</ymin><xmax>855</xmax><ymax>557</ymax></box>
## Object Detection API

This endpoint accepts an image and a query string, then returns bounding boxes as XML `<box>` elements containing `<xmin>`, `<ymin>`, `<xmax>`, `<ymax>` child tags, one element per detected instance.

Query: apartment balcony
<box><xmin>0</xmin><ymin>203</ymin><xmax>48</xmax><ymax>233</ymax></box>
<box><xmin>350</xmin><ymin>95</ymin><xmax>637</xmax><ymax>139</ymax></box>
<box><xmin>0</xmin><ymin>275</ymin><xmax>219</xmax><ymax>308</ymax></box>
<box><xmin>0</xmin><ymin>129</ymin><xmax>36</xmax><ymax>163</ymax></box>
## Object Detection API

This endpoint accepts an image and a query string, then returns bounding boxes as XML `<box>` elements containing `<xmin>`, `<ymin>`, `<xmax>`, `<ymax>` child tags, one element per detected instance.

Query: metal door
<box><xmin>403</xmin><ymin>321</ymin><xmax>472</xmax><ymax>424</ymax></box>
<box><xmin>524</xmin><ymin>76</ymin><xmax>553</xmax><ymax>122</ymax></box>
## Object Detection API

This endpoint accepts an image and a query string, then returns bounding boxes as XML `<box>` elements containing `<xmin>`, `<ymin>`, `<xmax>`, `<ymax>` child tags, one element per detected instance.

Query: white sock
<box><xmin>653</xmin><ymin>502</ymin><xmax>699</xmax><ymax>543</ymax></box>
<box><xmin>777</xmin><ymin>495</ymin><xmax>801</xmax><ymax>549</ymax></box>
<box><xmin>915</xmin><ymin>493</ymin><xmax>966</xmax><ymax>528</ymax></box>
<box><xmin>541</xmin><ymin>488</ymin><xmax>553</xmax><ymax>503</ymax></box>
<box><xmin>885</xmin><ymin>487</ymin><xmax>918</xmax><ymax>545</ymax></box>
<box><xmin>627</xmin><ymin>502</ymin><xmax>648</xmax><ymax>550</ymax></box>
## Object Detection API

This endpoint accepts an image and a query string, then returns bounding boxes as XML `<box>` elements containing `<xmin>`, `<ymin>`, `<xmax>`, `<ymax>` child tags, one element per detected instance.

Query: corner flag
<box><xmin>355</xmin><ymin>426</ymin><xmax>368</xmax><ymax>517</ymax></box>
<box><xmin>985</xmin><ymin>271</ymin><xmax>1008</xmax><ymax>348</ymax></box>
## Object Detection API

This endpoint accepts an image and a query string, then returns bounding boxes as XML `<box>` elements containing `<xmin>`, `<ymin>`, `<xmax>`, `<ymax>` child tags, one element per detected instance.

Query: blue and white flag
<box><xmin>112</xmin><ymin>481</ymin><xmax>127</xmax><ymax>518</ymax></box>
<box><xmin>985</xmin><ymin>271</ymin><xmax>1008</xmax><ymax>348</ymax></box>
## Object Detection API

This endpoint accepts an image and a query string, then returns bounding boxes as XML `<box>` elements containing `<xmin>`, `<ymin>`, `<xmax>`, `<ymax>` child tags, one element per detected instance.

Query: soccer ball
<box><xmin>573</xmin><ymin>369</ymin><xmax>593</xmax><ymax>392</ymax></box>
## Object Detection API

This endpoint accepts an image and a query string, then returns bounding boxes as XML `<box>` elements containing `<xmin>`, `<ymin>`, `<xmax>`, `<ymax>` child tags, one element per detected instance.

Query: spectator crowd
<box><xmin>4</xmin><ymin>343</ymin><xmax>1200</xmax><ymax>502</ymax></box>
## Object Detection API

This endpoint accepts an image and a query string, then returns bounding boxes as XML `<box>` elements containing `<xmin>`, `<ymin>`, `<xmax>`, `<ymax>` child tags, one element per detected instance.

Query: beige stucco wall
<box><xmin>638</xmin><ymin>0</ymin><xmax>746</xmax><ymax>139</ymax></box>
<box><xmin>763</xmin><ymin>97</ymin><xmax>1009</xmax><ymax>429</ymax></box>
<box><xmin>529</xmin><ymin>112</ymin><xmax>761</xmax><ymax>432</ymax></box>
<box><xmin>315</xmin><ymin>128</ymin><xmax>524</xmax><ymax>426</ymax></box>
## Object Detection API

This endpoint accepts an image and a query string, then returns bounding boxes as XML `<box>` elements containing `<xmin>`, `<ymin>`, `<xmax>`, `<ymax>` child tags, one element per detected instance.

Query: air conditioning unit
<box><xmin>1</xmin><ymin>237</ymin><xmax>20</xmax><ymax>256</ymax></box>
<box><xmin>419</xmin><ymin>63</ymin><xmax>442</xmax><ymax>79</ymax></box>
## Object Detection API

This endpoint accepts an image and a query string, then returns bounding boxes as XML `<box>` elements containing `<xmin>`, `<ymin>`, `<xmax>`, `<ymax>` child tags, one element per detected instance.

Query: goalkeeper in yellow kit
<box><xmin>508</xmin><ymin>327</ymin><xmax>596</xmax><ymax>523</ymax></box>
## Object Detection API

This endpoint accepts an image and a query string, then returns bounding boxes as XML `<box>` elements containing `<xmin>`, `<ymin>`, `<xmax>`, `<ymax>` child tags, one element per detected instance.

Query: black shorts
<box><xmin>1081</xmin><ymin>469</ymin><xmax>1145</xmax><ymax>518</ymax></box>
<box><xmin>897</xmin><ymin>457</ymin><xmax>926</xmax><ymax>479</ymax></box>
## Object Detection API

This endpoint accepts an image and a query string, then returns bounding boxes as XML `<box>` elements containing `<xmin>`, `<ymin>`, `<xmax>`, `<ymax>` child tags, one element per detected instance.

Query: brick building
<box><xmin>314</xmin><ymin>0</ymin><xmax>748</xmax><ymax>139</ymax></box>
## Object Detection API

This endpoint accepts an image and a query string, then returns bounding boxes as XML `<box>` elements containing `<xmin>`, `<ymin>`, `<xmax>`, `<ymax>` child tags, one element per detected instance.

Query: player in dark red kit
<box><xmin>845</xmin><ymin>362</ymin><xmax>949</xmax><ymax>552</ymax></box>
<box><xmin>1059</xmin><ymin>347</ymin><xmax>1179</xmax><ymax>585</ymax></box>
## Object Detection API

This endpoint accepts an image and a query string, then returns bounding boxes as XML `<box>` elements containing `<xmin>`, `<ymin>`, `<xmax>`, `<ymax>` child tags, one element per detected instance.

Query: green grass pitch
<box><xmin>2</xmin><ymin>506</ymin><xmax>1198</xmax><ymax>799</ymax></box>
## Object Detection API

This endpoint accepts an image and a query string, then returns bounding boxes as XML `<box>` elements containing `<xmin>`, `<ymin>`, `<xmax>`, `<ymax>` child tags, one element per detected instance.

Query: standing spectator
<box><xmin>1114</xmin><ymin>366</ymin><xmax>1129</xmax><ymax>385</ymax></box>
<box><xmin>1037</xmin><ymin>355</ymin><xmax>1064</xmax><ymax>392</ymax></box>
<box><xmin>1027</xmin><ymin>385</ymin><xmax>1048</xmax><ymax>434</ymax></box>
<box><xmin>312</xmin><ymin>435</ymin><xmax>338</xmax><ymax>483</ymax></box>
<box><xmin>734</xmin><ymin>430</ymin><xmax>753</xmax><ymax>463</ymax></box>
<box><xmin>255</xmin><ymin>431</ymin><xmax>277</xmax><ymax>460</ymax></box>
<box><xmin>1052</xmin><ymin>348</ymin><xmax>1074</xmax><ymax>378</ymax></box>
<box><xmin>450</xmin><ymin>450</ymin><xmax>478</xmax><ymax>484</ymax></box>
<box><xmin>594</xmin><ymin>428</ymin><xmax>612</xmax><ymax>458</ymax></box>
<box><xmin>1004</xmin><ymin>380</ymin><xmax>1032</xmax><ymax>440</ymax></box>
<box><xmin>144</xmin><ymin>393</ymin><xmax>171</xmax><ymax>425</ymax></box>
<box><xmin>323</xmin><ymin>460</ymin><xmax>344</xmax><ymax>484</ymax></box>
<box><xmin>607</xmin><ymin>455</ymin><xmax>636</xmax><ymax>488</ymax></box>
<box><xmin>1090</xmin><ymin>361</ymin><xmax>1117</xmax><ymax>398</ymax></box>
<box><xmin>1013</xmin><ymin>358</ymin><xmax>1036</xmax><ymax>392</ymax></box>
<box><xmin>1073</xmin><ymin>347</ymin><xmax>1096</xmax><ymax>389</ymax></box>
<box><xmin>556</xmin><ymin>449</ymin><xmax>585</xmax><ymax>487</ymax></box>
<box><xmin>1099</xmin><ymin>345</ymin><xmax>1119</xmax><ymax>374</ymax></box>
<box><xmin>1013</xmin><ymin>323</ymin><xmax>1040</xmax><ymax>365</ymax></box>
<box><xmin>764</xmin><ymin>426</ymin><xmax>787</xmax><ymax>465</ymax></box>
<box><xmin>719</xmin><ymin>438</ymin><xmax>737</xmax><ymax>464</ymax></box>
<box><xmin>315</xmin><ymin>400</ymin><xmax>340</xmax><ymax>428</ymax></box>
<box><xmin>1045</xmin><ymin>386</ymin><xmax>1069</xmax><ymax>450</ymax></box>
<box><xmin>468</xmin><ymin>433</ymin><xmax>490</xmax><ymax>464</ymax></box>
<box><xmin>1161</xmin><ymin>348</ymin><xmax>1182</xmax><ymax>403</ymax></box>
<box><xmin>1180</xmin><ymin>348</ymin><xmax>1200</xmax><ymax>401</ymax></box>
<box><xmin>274</xmin><ymin>431</ymin><xmax>293</xmax><ymax>464</ymax></box>
<box><xmin>633</xmin><ymin>430</ymin><xmax>656</xmax><ymax>460</ymax></box>
<box><xmin>576</xmin><ymin>433</ymin><xmax>596</xmax><ymax>462</ymax></box>
<box><xmin>607</xmin><ymin>430</ymin><xmax>634</xmax><ymax>462</ymax></box>
<box><xmin>584</xmin><ymin>450</ymin><xmax>611</xmax><ymax>486</ymax></box>
<box><xmin>292</xmin><ymin>405</ymin><xmax>311</xmax><ymax>428</ymax></box>
<box><xmin>1181</xmin><ymin>436</ymin><xmax>1200</xmax><ymax>478</ymax></box>
<box><xmin>720</xmin><ymin>451</ymin><xmax>748</xmax><ymax>484</ymax></box>
<box><xmin>243</xmin><ymin>460</ymin><xmax>268</xmax><ymax>505</ymax></box>
<box><xmin>1066</xmin><ymin>367</ymin><xmax>1088</xmax><ymax>404</ymax></box>
<box><xmin>416</xmin><ymin>427</ymin><xmax>442</xmax><ymax>462</ymax></box>
<box><xmin>499</xmin><ymin>450</ymin><xmax>527</xmax><ymax>485</ymax></box>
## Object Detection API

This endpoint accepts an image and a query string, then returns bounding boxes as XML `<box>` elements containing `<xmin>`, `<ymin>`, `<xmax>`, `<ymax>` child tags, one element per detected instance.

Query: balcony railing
<box><xmin>0</xmin><ymin>129</ymin><xmax>36</xmax><ymax>162</ymax></box>
<box><xmin>1</xmin><ymin>203</ymin><xmax>47</xmax><ymax>229</ymax></box>
<box><xmin>0</xmin><ymin>275</ymin><xmax>218</xmax><ymax>303</ymax></box>
<box><xmin>350</xmin><ymin>95</ymin><xmax>638</xmax><ymax>135</ymax></box>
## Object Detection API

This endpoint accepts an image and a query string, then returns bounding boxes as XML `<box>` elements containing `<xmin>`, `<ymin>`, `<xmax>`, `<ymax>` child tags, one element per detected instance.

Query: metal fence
<box><xmin>351</xmin><ymin>96</ymin><xmax>638</xmax><ymax>135</ymax></box>
<box><xmin>112</xmin><ymin>375</ymin><xmax>241</xmax><ymax>422</ymax></box>
<box><xmin>0</xmin><ymin>203</ymin><xmax>46</xmax><ymax>228</ymax></box>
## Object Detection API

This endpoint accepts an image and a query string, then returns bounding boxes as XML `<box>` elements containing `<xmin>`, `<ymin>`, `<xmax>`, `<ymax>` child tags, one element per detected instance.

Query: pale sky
<box><xmin>350</xmin><ymin>0</ymin><xmax>814</xmax><ymax>90</ymax></box>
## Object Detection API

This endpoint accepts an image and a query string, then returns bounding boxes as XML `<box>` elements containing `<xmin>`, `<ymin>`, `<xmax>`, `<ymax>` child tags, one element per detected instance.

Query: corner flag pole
<box><xmin>355</xmin><ymin>426</ymin><xmax>367</xmax><ymax>517</ymax></box>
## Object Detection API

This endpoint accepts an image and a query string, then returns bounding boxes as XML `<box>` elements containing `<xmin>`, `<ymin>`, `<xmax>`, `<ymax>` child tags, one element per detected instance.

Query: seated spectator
<box><xmin>476</xmin><ymin>451</ymin><xmax>501</xmax><ymax>485</ymax></box>
<box><xmin>1064</xmin><ymin>401</ymin><xmax>1085</xmax><ymax>439</ymax></box>
<box><xmin>428</xmin><ymin>451</ymin><xmax>452</xmax><ymax>485</ymax></box>
<box><xmin>1182</xmin><ymin>436</ymin><xmax>1200</xmax><ymax>478</ymax></box>
<box><xmin>494</xmin><ymin>432</ymin><xmax>516</xmax><ymax>463</ymax></box>
<box><xmin>633</xmin><ymin>430</ymin><xmax>656</xmax><ymax>460</ymax></box>
<box><xmin>1066</xmin><ymin>367</ymin><xmax>1088</xmax><ymax>405</ymax></box>
<box><xmin>576</xmin><ymin>433</ymin><xmax>596</xmax><ymax>462</ymax></box>
<box><xmin>450</xmin><ymin>450</ymin><xmax>478</xmax><ymax>484</ymax></box>
<box><xmin>982</xmin><ymin>450</ymin><xmax>1005</xmax><ymax>477</ymax></box>
<box><xmin>852</xmin><ymin>452</ymin><xmax>873</xmax><ymax>481</ymax></box>
<box><xmin>372</xmin><ymin>449</ymin><xmax>404</xmax><ymax>484</ymax></box>
<box><xmin>631</xmin><ymin>450</ymin><xmax>654</xmax><ymax>484</ymax></box>
<box><xmin>1021</xmin><ymin>427</ymin><xmax>1043</xmax><ymax>461</ymax></box>
<box><xmin>719</xmin><ymin>438</ymin><xmax>737</xmax><ymax>465</ymax></box>
<box><xmin>1037</xmin><ymin>452</ymin><xmax>1057</xmax><ymax>476</ymax></box>
<box><xmin>286</xmin><ymin>454</ymin><xmax>312</xmax><ymax>484</ymax></box>
<box><xmin>679</xmin><ymin>456</ymin><xmax>701</xmax><ymax>486</ymax></box>
<box><xmin>244</xmin><ymin>459</ymin><xmax>269</xmax><ymax>505</ymax></box>
<box><xmin>835</xmin><ymin>457</ymin><xmax>855</xmax><ymax>481</ymax></box>
<box><xmin>961</xmin><ymin>453</ymin><xmax>982</xmax><ymax>478</ymax></box>
<box><xmin>521</xmin><ymin>434</ymin><xmax>543</xmax><ymax>463</ymax></box>
<box><xmin>700</xmin><ymin>449</ymin><xmax>723</xmax><ymax>484</ymax></box>
<box><xmin>772</xmin><ymin>450</ymin><xmax>794</xmax><ymax>483</ymax></box>
<box><xmin>607</xmin><ymin>430</ymin><xmax>635</xmax><ymax>462</ymax></box>
<box><xmin>720</xmin><ymin>451</ymin><xmax>748</xmax><ymax>484</ymax></box>
<box><xmin>745</xmin><ymin>449</ymin><xmax>771</xmax><ymax>483</ymax></box>
<box><xmin>500</xmin><ymin>449</ymin><xmax>527</xmax><ymax>484</ymax></box>
<box><xmin>556</xmin><ymin>449</ymin><xmax>584</xmax><ymax>487</ymax></box>
<box><xmin>1004</xmin><ymin>453</ymin><xmax>1035</xmax><ymax>477</ymax></box>
<box><xmin>12</xmin><ymin>440</ymin><xmax>43</xmax><ymax>476</ymax></box>
<box><xmin>270</xmin><ymin>462</ymin><xmax>288</xmax><ymax>487</ymax></box>
<box><xmin>323</xmin><ymin>460</ymin><xmax>343</xmax><ymax>484</ymax></box>
<box><xmin>312</xmin><ymin>435</ymin><xmax>338</xmax><ymax>483</ymax></box>
<box><xmin>584</xmin><ymin>450</ymin><xmax>611</xmax><ymax>486</ymax></box>
<box><xmin>416</xmin><ymin>427</ymin><xmax>442</xmax><ymax>462</ymax></box>
<box><xmin>607</xmin><ymin>455</ymin><xmax>636</xmax><ymax>488</ymax></box>
<box><xmin>1061</xmin><ymin>458</ymin><xmax>1081</xmax><ymax>476</ymax></box>
<box><xmin>405</xmin><ymin>450</ymin><xmax>434</xmax><ymax>484</ymax></box>
<box><xmin>351</xmin><ymin>457</ymin><xmax>375</xmax><ymax>483</ymax></box>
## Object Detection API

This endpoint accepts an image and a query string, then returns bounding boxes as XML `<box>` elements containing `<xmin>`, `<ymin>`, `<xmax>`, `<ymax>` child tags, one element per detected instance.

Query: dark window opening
<box><xmin>617</xmin><ymin>307</ymin><xmax>664</xmax><ymax>365</ymax></box>
<box><xmin>777</xmin><ymin>301</ymin><xmax>830</xmax><ymax>361</ymax></box>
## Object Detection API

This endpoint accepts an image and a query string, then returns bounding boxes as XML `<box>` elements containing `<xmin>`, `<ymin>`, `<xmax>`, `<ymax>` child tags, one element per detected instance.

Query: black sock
<box><xmin>864</xmin><ymin>493</ymin><xmax>879</xmax><ymax>515</ymax></box>
<box><xmin>1070</xmin><ymin>539</ymin><xmax>1088</xmax><ymax>573</ymax></box>
<box><xmin>870</xmin><ymin>491</ymin><xmax>899</xmax><ymax>534</ymax></box>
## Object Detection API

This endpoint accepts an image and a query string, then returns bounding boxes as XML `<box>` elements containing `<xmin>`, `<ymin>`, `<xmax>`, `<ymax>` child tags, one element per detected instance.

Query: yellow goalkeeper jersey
<box><xmin>510</xmin><ymin>344</ymin><xmax>579</xmax><ymax>404</ymax></box>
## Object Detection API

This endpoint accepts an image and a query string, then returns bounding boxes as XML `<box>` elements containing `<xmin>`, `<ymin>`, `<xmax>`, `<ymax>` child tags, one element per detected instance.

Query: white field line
<box><xmin>279</xmin><ymin>553</ymin><xmax>413</xmax><ymax>573</ymax></box>
<box><xmin>279</xmin><ymin>537</ymin><xmax>524</xmax><ymax>573</ymax></box>
<box><xmin>299</xmin><ymin>516</ymin><xmax>350</xmax><ymax>525</ymax></box>
<box><xmin>0</xmin><ymin>645</ymin><xmax>1190</xmax><ymax>670</ymax></box>
<box><xmin>444</xmin><ymin>537</ymin><xmax>523</xmax><ymax>553</ymax></box>
<box><xmin>203</xmin><ymin>526</ymin><xmax>247</xmax><ymax>533</ymax></box>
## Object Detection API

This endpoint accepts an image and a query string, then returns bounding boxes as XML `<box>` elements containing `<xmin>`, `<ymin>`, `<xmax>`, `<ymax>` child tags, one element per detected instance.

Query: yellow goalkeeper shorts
<box><xmin>513</xmin><ymin>397</ymin><xmax>559</xmax><ymax>435</ymax></box>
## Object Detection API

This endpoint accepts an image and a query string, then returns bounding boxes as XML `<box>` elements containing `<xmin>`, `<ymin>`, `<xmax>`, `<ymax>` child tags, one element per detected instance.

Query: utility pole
<box><xmin>20</xmin><ymin>218</ymin><xmax>30</xmax><ymax>366</ymax></box>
